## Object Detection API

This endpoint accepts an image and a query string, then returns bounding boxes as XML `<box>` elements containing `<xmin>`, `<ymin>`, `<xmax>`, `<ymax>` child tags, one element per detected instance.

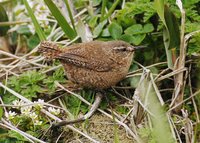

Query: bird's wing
<box><xmin>57</xmin><ymin>52</ymin><xmax>114</xmax><ymax>72</ymax></box>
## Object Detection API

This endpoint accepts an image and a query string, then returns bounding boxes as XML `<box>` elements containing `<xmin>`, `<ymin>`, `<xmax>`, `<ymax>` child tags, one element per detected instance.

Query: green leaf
<box><xmin>101</xmin><ymin>0</ymin><xmax>120</xmax><ymax>21</ymax></box>
<box><xmin>131</xmin><ymin>34</ymin><xmax>146</xmax><ymax>45</ymax></box>
<box><xmin>44</xmin><ymin>0</ymin><xmax>77</xmax><ymax>40</ymax></box>
<box><xmin>108</xmin><ymin>22</ymin><xmax>122</xmax><ymax>39</ymax></box>
<box><xmin>0</xmin><ymin>4</ymin><xmax>9</xmax><ymax>36</ymax></box>
<box><xmin>65</xmin><ymin>95</ymin><xmax>83</xmax><ymax>115</ymax></box>
<box><xmin>143</xmin><ymin>23</ymin><xmax>154</xmax><ymax>33</ymax></box>
<box><xmin>92</xmin><ymin>0</ymin><xmax>102</xmax><ymax>6</ymax></box>
<box><xmin>0</xmin><ymin>107</ymin><xmax>3</xmax><ymax>119</ymax></box>
<box><xmin>164</xmin><ymin>5</ymin><xmax>180</xmax><ymax>49</ymax></box>
<box><xmin>23</xmin><ymin>0</ymin><xmax>46</xmax><ymax>41</ymax></box>
<box><xmin>16</xmin><ymin>25</ymin><xmax>31</xmax><ymax>34</ymax></box>
<box><xmin>116</xmin><ymin>106</ymin><xmax>129</xmax><ymax>114</ymax></box>
<box><xmin>63</xmin><ymin>0</ymin><xmax>76</xmax><ymax>30</ymax></box>
<box><xmin>125</xmin><ymin>24</ymin><xmax>154</xmax><ymax>36</ymax></box>
<box><xmin>163</xmin><ymin>28</ymin><xmax>173</xmax><ymax>69</ymax></box>
<box><xmin>27</xmin><ymin>35</ymin><xmax>40</xmax><ymax>50</ymax></box>
<box><xmin>154</xmin><ymin>1</ymin><xmax>178</xmax><ymax>69</ymax></box>
<box><xmin>116</xmin><ymin>13</ymin><xmax>135</xmax><ymax>28</ymax></box>
<box><xmin>125</xmin><ymin>24</ymin><xmax>143</xmax><ymax>35</ymax></box>
<box><xmin>101</xmin><ymin>28</ymin><xmax>110</xmax><ymax>37</ymax></box>
<box><xmin>100</xmin><ymin>0</ymin><xmax>107</xmax><ymax>21</ymax></box>
<box><xmin>136</xmin><ymin>77</ymin><xmax>176</xmax><ymax>143</ymax></box>
<box><xmin>154</xmin><ymin>0</ymin><xmax>180</xmax><ymax>69</ymax></box>
<box><xmin>100</xmin><ymin>100</ymin><xmax>108</xmax><ymax>110</ymax></box>
<box><xmin>154</xmin><ymin>0</ymin><xmax>166</xmax><ymax>26</ymax></box>
<box><xmin>8</xmin><ymin>130</ymin><xmax>28</xmax><ymax>141</ymax></box>
<box><xmin>93</xmin><ymin>20</ymin><xmax>107</xmax><ymax>38</ymax></box>
<box><xmin>120</xmin><ymin>34</ymin><xmax>146</xmax><ymax>45</ymax></box>
<box><xmin>88</xmin><ymin>15</ymin><xmax>99</xmax><ymax>28</ymax></box>
<box><xmin>144</xmin><ymin>50</ymin><xmax>155</xmax><ymax>61</ymax></box>
<box><xmin>130</xmin><ymin>76</ymin><xmax>140</xmax><ymax>88</ymax></box>
<box><xmin>164</xmin><ymin>5</ymin><xmax>180</xmax><ymax>69</ymax></box>
<box><xmin>3</xmin><ymin>70</ymin><xmax>47</xmax><ymax>103</ymax></box>
<box><xmin>52</xmin><ymin>67</ymin><xmax>65</xmax><ymax>82</ymax></box>
<box><xmin>76</xmin><ymin>19</ymin><xmax>92</xmax><ymax>42</ymax></box>
<box><xmin>119</xmin><ymin>34</ymin><xmax>135</xmax><ymax>43</ymax></box>
<box><xmin>43</xmin><ymin>68</ymin><xmax>65</xmax><ymax>92</ymax></box>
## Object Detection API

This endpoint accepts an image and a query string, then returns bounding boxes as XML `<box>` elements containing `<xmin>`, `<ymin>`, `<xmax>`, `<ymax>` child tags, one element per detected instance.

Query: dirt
<box><xmin>63</xmin><ymin>113</ymin><xmax>135</xmax><ymax>143</ymax></box>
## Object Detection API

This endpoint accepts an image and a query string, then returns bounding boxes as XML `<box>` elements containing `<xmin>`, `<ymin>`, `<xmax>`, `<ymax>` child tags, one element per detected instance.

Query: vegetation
<box><xmin>0</xmin><ymin>0</ymin><xmax>200</xmax><ymax>142</ymax></box>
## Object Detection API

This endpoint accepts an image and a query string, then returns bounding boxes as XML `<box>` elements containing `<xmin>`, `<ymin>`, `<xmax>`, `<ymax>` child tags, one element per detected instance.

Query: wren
<box><xmin>38</xmin><ymin>40</ymin><xmax>139</xmax><ymax>89</ymax></box>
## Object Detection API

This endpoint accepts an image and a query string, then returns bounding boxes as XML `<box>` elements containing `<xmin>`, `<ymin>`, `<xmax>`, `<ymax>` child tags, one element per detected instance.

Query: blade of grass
<box><xmin>23</xmin><ymin>0</ymin><xmax>46</xmax><ymax>41</ymax></box>
<box><xmin>112</xmin><ymin>111</ymin><xmax>120</xmax><ymax>143</ymax></box>
<box><xmin>101</xmin><ymin>0</ymin><xmax>120</xmax><ymax>22</ymax></box>
<box><xmin>0</xmin><ymin>4</ymin><xmax>9</xmax><ymax>36</ymax></box>
<box><xmin>100</xmin><ymin>0</ymin><xmax>107</xmax><ymax>21</ymax></box>
<box><xmin>154</xmin><ymin>0</ymin><xmax>172</xmax><ymax>69</ymax></box>
<box><xmin>154</xmin><ymin>0</ymin><xmax>178</xmax><ymax>69</ymax></box>
<box><xmin>171</xmin><ymin>0</ymin><xmax>186</xmax><ymax>113</ymax></box>
<box><xmin>44</xmin><ymin>0</ymin><xmax>77</xmax><ymax>40</ymax></box>
<box><xmin>63</xmin><ymin>0</ymin><xmax>76</xmax><ymax>31</ymax></box>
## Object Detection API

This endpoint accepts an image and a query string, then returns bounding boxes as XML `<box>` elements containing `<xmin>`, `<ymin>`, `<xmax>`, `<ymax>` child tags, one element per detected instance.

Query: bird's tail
<box><xmin>38</xmin><ymin>41</ymin><xmax>62</xmax><ymax>59</ymax></box>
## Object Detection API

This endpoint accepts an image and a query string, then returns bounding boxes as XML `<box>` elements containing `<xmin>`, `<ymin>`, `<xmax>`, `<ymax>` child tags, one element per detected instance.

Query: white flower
<box><xmin>37</xmin><ymin>99</ymin><xmax>44</xmax><ymax>103</ymax></box>
<box><xmin>29</xmin><ymin>112</ymin><xmax>38</xmax><ymax>120</ymax></box>
<box><xmin>33</xmin><ymin>120</ymin><xmax>43</xmax><ymax>126</ymax></box>
<box><xmin>21</xmin><ymin>106</ymin><xmax>32</xmax><ymax>115</ymax></box>
<box><xmin>48</xmin><ymin>107</ymin><xmax>60</xmax><ymax>115</ymax></box>
<box><xmin>34</xmin><ymin>99</ymin><xmax>44</xmax><ymax>109</ymax></box>
<box><xmin>12</xmin><ymin>100</ymin><xmax>25</xmax><ymax>109</ymax></box>
<box><xmin>5</xmin><ymin>111</ymin><xmax>17</xmax><ymax>120</ymax></box>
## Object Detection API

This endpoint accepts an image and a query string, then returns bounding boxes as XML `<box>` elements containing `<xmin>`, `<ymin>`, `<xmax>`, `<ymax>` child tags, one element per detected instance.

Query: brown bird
<box><xmin>38</xmin><ymin>40</ymin><xmax>140</xmax><ymax>89</ymax></box>
<box><xmin>39</xmin><ymin>40</ymin><xmax>145</xmax><ymax>127</ymax></box>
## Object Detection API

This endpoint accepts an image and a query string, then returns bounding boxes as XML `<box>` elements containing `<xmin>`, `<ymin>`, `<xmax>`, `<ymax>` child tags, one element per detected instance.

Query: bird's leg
<box><xmin>52</xmin><ymin>91</ymin><xmax>104</xmax><ymax>127</ymax></box>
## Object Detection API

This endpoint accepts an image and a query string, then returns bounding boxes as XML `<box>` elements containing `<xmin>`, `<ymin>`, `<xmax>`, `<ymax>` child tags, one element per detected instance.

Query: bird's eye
<box><xmin>113</xmin><ymin>46</ymin><xmax>126</xmax><ymax>51</ymax></box>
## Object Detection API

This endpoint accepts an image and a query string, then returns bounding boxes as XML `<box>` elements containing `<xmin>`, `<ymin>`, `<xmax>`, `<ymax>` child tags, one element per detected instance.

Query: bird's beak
<box><xmin>127</xmin><ymin>45</ymin><xmax>147</xmax><ymax>52</ymax></box>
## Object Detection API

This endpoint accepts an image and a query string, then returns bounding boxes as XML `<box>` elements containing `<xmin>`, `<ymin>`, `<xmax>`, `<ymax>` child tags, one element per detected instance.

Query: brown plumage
<box><xmin>38</xmin><ymin>40</ymin><xmax>137</xmax><ymax>89</ymax></box>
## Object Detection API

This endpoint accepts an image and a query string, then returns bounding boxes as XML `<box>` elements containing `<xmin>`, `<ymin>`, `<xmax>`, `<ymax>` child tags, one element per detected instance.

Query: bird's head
<box><xmin>107</xmin><ymin>40</ymin><xmax>145</xmax><ymax>59</ymax></box>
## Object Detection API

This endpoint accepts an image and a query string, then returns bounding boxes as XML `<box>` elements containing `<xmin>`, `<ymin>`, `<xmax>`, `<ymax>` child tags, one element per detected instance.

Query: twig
<box><xmin>168</xmin><ymin>115</ymin><xmax>183</xmax><ymax>143</ymax></box>
<box><xmin>156</xmin><ymin>68</ymin><xmax>187</xmax><ymax>82</ymax></box>
<box><xmin>111</xmin><ymin>87</ymin><xmax>133</xmax><ymax>102</ymax></box>
<box><xmin>127</xmin><ymin>61</ymin><xmax>167</xmax><ymax>75</ymax></box>
<box><xmin>154</xmin><ymin>68</ymin><xmax>170</xmax><ymax>81</ymax></box>
<box><xmin>0</xmin><ymin>50</ymin><xmax>46</xmax><ymax>68</ymax></box>
<box><xmin>150</xmin><ymin>73</ymin><xmax>164</xmax><ymax>105</ymax></box>
<box><xmin>168</xmin><ymin>89</ymin><xmax>200</xmax><ymax>112</ymax></box>
<box><xmin>188</xmin><ymin>64</ymin><xmax>200</xmax><ymax>122</ymax></box>
<box><xmin>42</xmin><ymin>65</ymin><xmax>62</xmax><ymax>74</ymax></box>
<box><xmin>172</xmin><ymin>0</ymin><xmax>187</xmax><ymax>113</ymax></box>
<box><xmin>181</xmin><ymin>110</ymin><xmax>193</xmax><ymax>143</ymax></box>
<box><xmin>55</xmin><ymin>131</ymin><xmax>64</xmax><ymax>143</ymax></box>
<box><xmin>0</xmin><ymin>102</ymin><xmax>64</xmax><ymax>110</ymax></box>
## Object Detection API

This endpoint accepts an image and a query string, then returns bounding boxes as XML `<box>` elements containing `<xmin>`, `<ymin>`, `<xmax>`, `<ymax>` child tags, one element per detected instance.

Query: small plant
<box><xmin>43</xmin><ymin>67</ymin><xmax>66</xmax><ymax>93</ymax></box>
<box><xmin>1</xmin><ymin>98</ymin><xmax>63</xmax><ymax>142</ymax></box>
<box><xmin>2</xmin><ymin>70</ymin><xmax>46</xmax><ymax>103</ymax></box>
<box><xmin>2</xmin><ymin>67</ymin><xmax>66</xmax><ymax>103</ymax></box>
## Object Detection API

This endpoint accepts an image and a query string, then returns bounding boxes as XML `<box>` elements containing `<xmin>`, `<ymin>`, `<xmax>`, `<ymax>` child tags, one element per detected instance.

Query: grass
<box><xmin>0</xmin><ymin>0</ymin><xmax>200</xmax><ymax>142</ymax></box>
